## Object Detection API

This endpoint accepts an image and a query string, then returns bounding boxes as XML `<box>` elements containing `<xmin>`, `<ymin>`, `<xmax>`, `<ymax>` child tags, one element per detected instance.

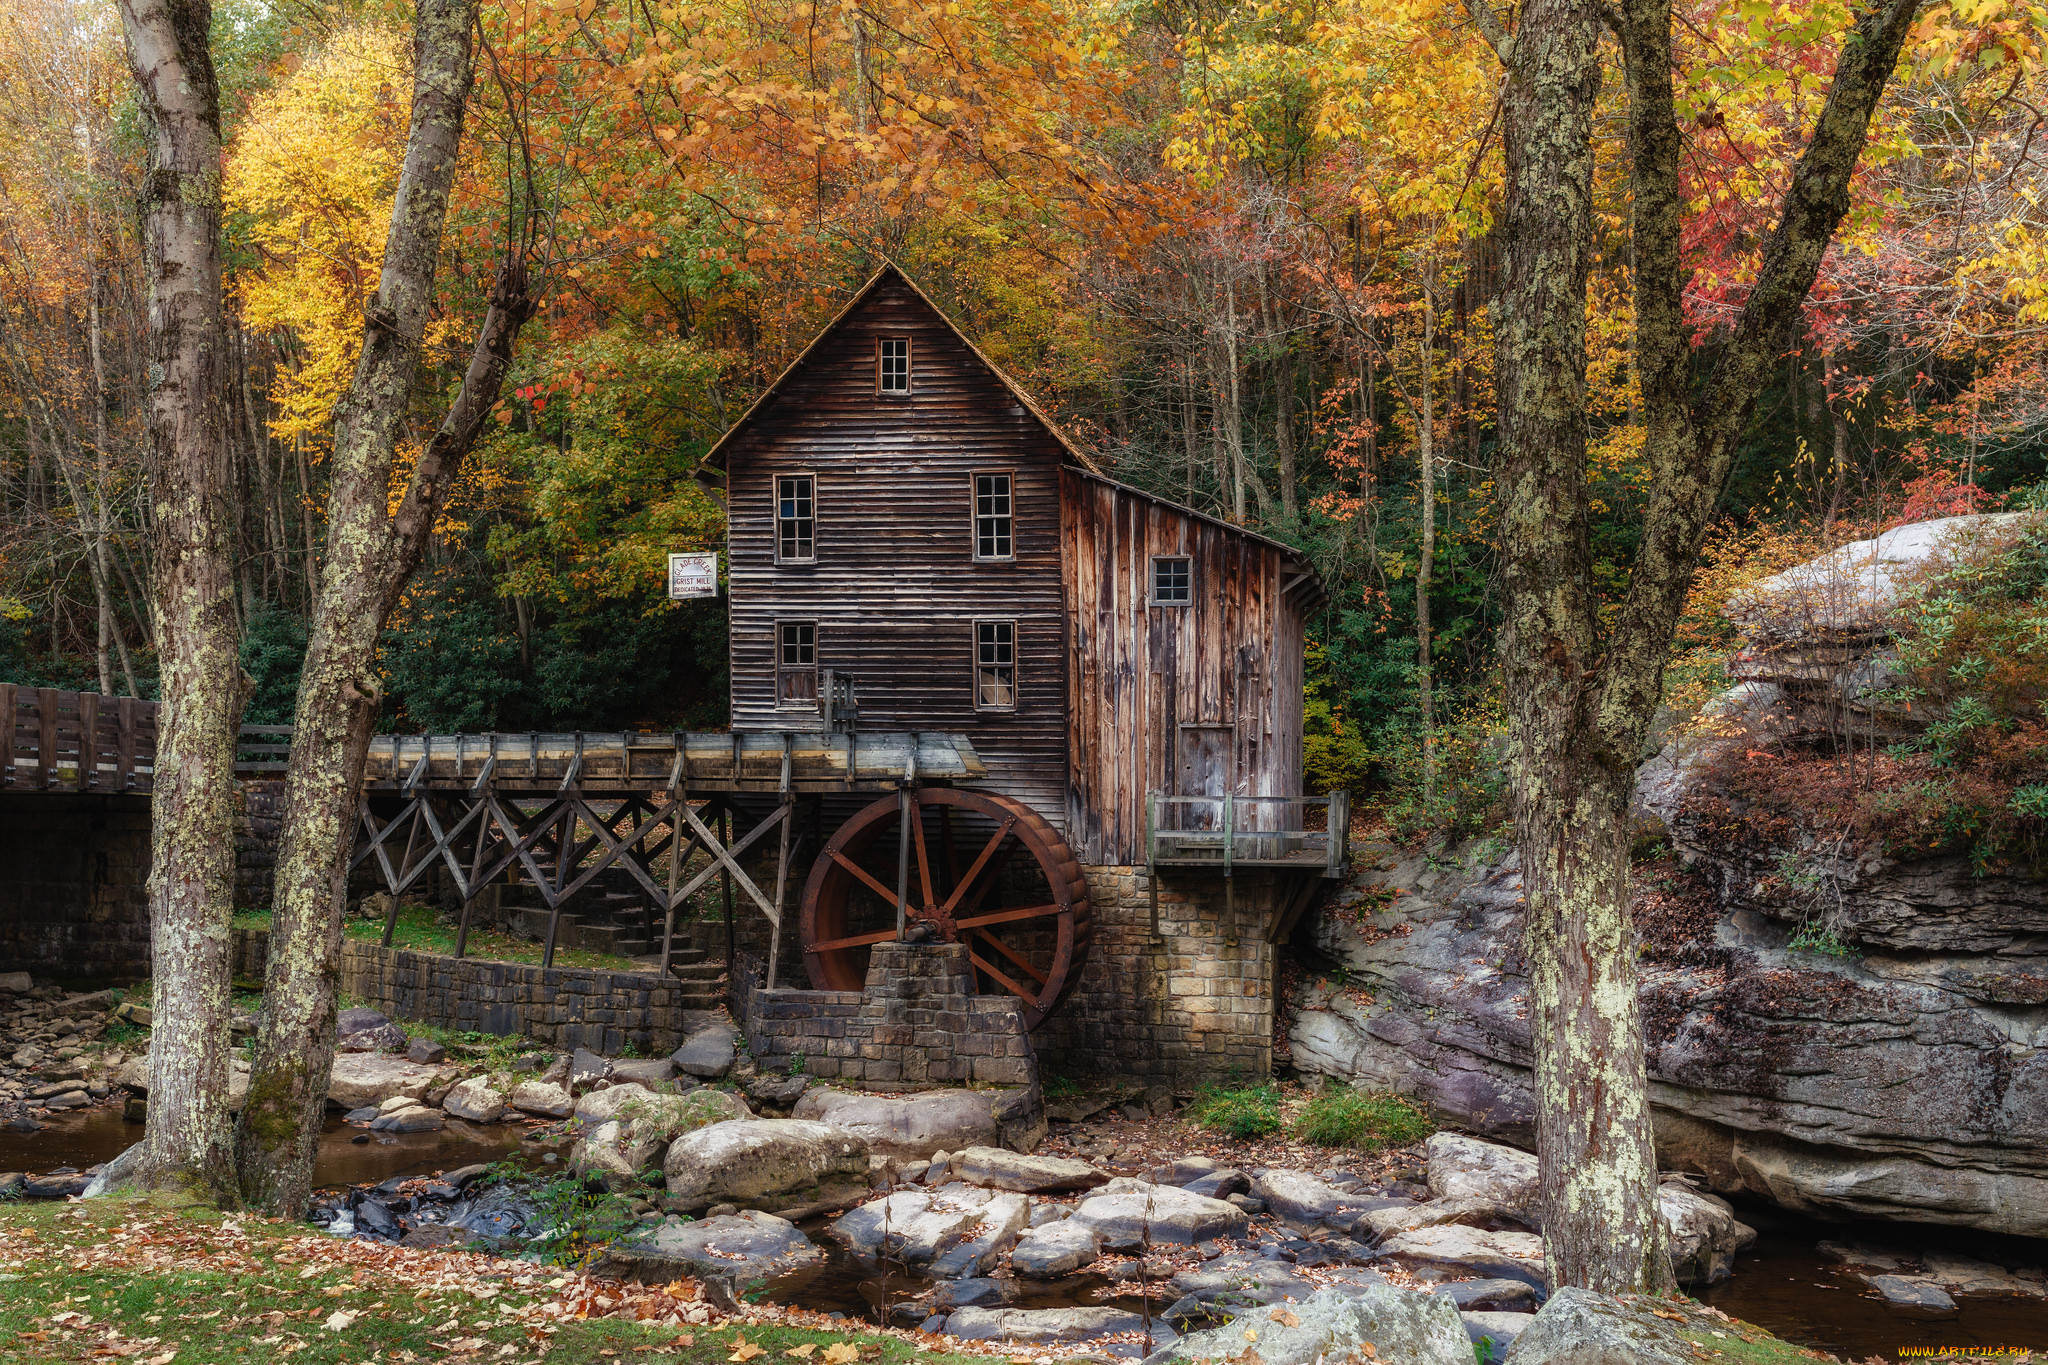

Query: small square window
<box><xmin>974</xmin><ymin>473</ymin><xmax>1014</xmax><ymax>560</ymax></box>
<box><xmin>777</xmin><ymin>475</ymin><xmax>815</xmax><ymax>562</ymax></box>
<box><xmin>878</xmin><ymin>337</ymin><xmax>911</xmax><ymax>394</ymax></box>
<box><xmin>1152</xmin><ymin>556</ymin><xmax>1192</xmax><ymax>606</ymax></box>
<box><xmin>778</xmin><ymin>621</ymin><xmax>817</xmax><ymax>704</ymax></box>
<box><xmin>975</xmin><ymin>620</ymin><xmax>1016</xmax><ymax>710</ymax></box>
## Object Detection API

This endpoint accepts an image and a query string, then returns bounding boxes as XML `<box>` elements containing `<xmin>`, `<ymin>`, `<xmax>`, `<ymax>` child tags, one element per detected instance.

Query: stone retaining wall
<box><xmin>232</xmin><ymin>929</ymin><xmax>707</xmax><ymax>1054</ymax></box>
<box><xmin>735</xmin><ymin>941</ymin><xmax>1036</xmax><ymax>1091</ymax></box>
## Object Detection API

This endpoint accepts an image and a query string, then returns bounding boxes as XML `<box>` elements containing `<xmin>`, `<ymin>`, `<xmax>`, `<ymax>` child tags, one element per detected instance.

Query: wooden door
<box><xmin>1176</xmin><ymin>723</ymin><xmax>1234</xmax><ymax>830</ymax></box>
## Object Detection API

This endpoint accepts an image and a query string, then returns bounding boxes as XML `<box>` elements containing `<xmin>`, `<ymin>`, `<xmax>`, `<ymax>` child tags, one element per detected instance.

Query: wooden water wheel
<box><xmin>798</xmin><ymin>788</ymin><xmax>1091</xmax><ymax>1028</ymax></box>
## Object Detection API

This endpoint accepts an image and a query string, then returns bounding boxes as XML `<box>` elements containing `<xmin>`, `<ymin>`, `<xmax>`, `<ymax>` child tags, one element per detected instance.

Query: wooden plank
<box><xmin>0</xmin><ymin>683</ymin><xmax>13</xmax><ymax>786</ymax></box>
<box><xmin>36</xmin><ymin>687</ymin><xmax>57</xmax><ymax>790</ymax></box>
<box><xmin>77</xmin><ymin>692</ymin><xmax>99</xmax><ymax>790</ymax></box>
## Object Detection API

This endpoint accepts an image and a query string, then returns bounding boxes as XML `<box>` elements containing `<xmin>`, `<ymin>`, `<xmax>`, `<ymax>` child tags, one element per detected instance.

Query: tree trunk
<box><xmin>237</xmin><ymin>0</ymin><xmax>535</xmax><ymax>1216</ymax></box>
<box><xmin>1416</xmin><ymin>273</ymin><xmax>1438</xmax><ymax>812</ymax></box>
<box><xmin>117</xmin><ymin>0</ymin><xmax>241</xmax><ymax>1205</ymax></box>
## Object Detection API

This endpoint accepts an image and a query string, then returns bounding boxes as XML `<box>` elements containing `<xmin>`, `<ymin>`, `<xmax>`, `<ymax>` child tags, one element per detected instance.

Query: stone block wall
<box><xmin>736</xmin><ymin>941</ymin><xmax>1036</xmax><ymax>1091</ymax></box>
<box><xmin>1028</xmin><ymin>865</ymin><xmax>1284</xmax><ymax>1089</ymax></box>
<box><xmin>0</xmin><ymin>793</ymin><xmax>153</xmax><ymax>982</ymax></box>
<box><xmin>233</xmin><ymin>928</ymin><xmax>707</xmax><ymax>1054</ymax></box>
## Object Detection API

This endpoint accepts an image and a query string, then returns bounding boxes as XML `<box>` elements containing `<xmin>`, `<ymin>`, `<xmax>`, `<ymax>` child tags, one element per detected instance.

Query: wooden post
<box><xmin>895</xmin><ymin>785</ymin><xmax>912</xmax><ymax>941</ymax></box>
<box><xmin>115</xmin><ymin>694</ymin><xmax>133</xmax><ymax>789</ymax></box>
<box><xmin>0</xmin><ymin>683</ymin><xmax>16</xmax><ymax>787</ymax></box>
<box><xmin>77</xmin><ymin>692</ymin><xmax>99</xmax><ymax>790</ymax></box>
<box><xmin>720</xmin><ymin>804</ymin><xmax>734</xmax><ymax>968</ymax></box>
<box><xmin>36</xmin><ymin>687</ymin><xmax>57</xmax><ymax>790</ymax></box>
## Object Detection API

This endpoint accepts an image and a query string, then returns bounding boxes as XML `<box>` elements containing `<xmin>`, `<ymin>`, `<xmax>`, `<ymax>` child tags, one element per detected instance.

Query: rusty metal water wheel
<box><xmin>799</xmin><ymin>788</ymin><xmax>1091</xmax><ymax>1028</ymax></box>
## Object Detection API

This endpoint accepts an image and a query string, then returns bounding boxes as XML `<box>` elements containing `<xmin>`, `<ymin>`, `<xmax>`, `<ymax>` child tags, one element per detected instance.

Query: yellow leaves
<box><xmin>727</xmin><ymin>1337</ymin><xmax>765</xmax><ymax>1361</ymax></box>
<box><xmin>783</xmin><ymin>1346</ymin><xmax>816</xmax><ymax>1359</ymax></box>
<box><xmin>820</xmin><ymin>1343</ymin><xmax>859</xmax><ymax>1364</ymax></box>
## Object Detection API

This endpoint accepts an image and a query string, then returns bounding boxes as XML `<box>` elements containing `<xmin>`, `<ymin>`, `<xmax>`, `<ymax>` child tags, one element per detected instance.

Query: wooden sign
<box><xmin>667</xmin><ymin>551</ymin><xmax>719</xmax><ymax>599</ymax></box>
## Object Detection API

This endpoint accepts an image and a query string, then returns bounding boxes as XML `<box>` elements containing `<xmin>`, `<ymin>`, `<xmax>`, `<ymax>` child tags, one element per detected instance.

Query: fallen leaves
<box><xmin>820</xmin><ymin>1343</ymin><xmax>860</xmax><ymax>1364</ymax></box>
<box><xmin>784</xmin><ymin>1344</ymin><xmax>817</xmax><ymax>1358</ymax></box>
<box><xmin>727</xmin><ymin>1335</ymin><xmax>766</xmax><ymax>1361</ymax></box>
<box><xmin>1269</xmin><ymin>1309</ymin><xmax>1300</xmax><ymax>1328</ymax></box>
<box><xmin>323</xmin><ymin>1310</ymin><xmax>359</xmax><ymax>1331</ymax></box>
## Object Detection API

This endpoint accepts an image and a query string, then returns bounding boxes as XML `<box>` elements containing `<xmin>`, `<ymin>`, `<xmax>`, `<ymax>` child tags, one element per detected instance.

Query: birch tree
<box><xmin>235</xmin><ymin>0</ymin><xmax>536</xmax><ymax>1215</ymax></box>
<box><xmin>116</xmin><ymin>0</ymin><xmax>241</xmax><ymax>1202</ymax></box>
<box><xmin>1473</xmin><ymin>0</ymin><xmax>1921</xmax><ymax>1292</ymax></box>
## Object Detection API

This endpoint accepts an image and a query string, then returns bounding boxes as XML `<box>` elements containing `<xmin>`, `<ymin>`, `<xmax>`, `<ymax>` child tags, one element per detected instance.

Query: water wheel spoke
<box><xmin>940</xmin><ymin>805</ymin><xmax>959</xmax><ymax>898</ymax></box>
<box><xmin>954</xmin><ymin>902</ymin><xmax>1062</xmax><ymax>931</ymax></box>
<box><xmin>966</xmin><ymin>946</ymin><xmax>1035</xmax><ymax>1004</ymax></box>
<box><xmin>939</xmin><ymin>818</ymin><xmax>1016</xmax><ymax>916</ymax></box>
<box><xmin>971</xmin><ymin>929</ymin><xmax>1048</xmax><ymax>987</ymax></box>
<box><xmin>909</xmin><ymin>798</ymin><xmax>937</xmax><ymax>911</ymax></box>
<box><xmin>810</xmin><ymin>927</ymin><xmax>902</xmax><ymax>954</ymax></box>
<box><xmin>829</xmin><ymin>848</ymin><xmax>901</xmax><ymax>906</ymax></box>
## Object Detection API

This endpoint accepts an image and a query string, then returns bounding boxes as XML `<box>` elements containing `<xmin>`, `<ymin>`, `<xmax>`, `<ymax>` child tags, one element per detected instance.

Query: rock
<box><xmin>1164</xmin><ymin>1254</ymin><xmax>1316</xmax><ymax>1312</ymax></box>
<box><xmin>1010</xmin><ymin>1217</ymin><xmax>1102</xmax><ymax>1278</ymax></box>
<box><xmin>0</xmin><ymin>971</ymin><xmax>32</xmax><ymax>992</ymax></box>
<box><xmin>352</xmin><ymin>1197</ymin><xmax>402</xmax><ymax>1239</ymax></box>
<box><xmin>792</xmin><ymin>1086</ymin><xmax>1007</xmax><ymax>1159</ymax></box>
<box><xmin>574</xmin><ymin>1082</ymin><xmax>662</xmax><ymax>1125</ymax></box>
<box><xmin>610</xmin><ymin>1057</ymin><xmax>679</xmax><ymax>1086</ymax></box>
<box><xmin>1182</xmin><ymin>1170</ymin><xmax>1250</xmax><ymax>1200</ymax></box>
<box><xmin>952</xmin><ymin>1145</ymin><xmax>1107</xmax><ymax>1194</ymax></box>
<box><xmin>1159</xmin><ymin>1285</ymin><xmax>1470</xmax><ymax>1365</ymax></box>
<box><xmin>1353</xmin><ymin>1195</ymin><xmax>1509</xmax><ymax>1244</ymax></box>
<box><xmin>568</xmin><ymin>1048</ymin><xmax>612</xmax><ymax>1091</ymax></box>
<box><xmin>1426</xmin><ymin>1135</ymin><xmax>1538</xmax><ymax>1220</ymax></box>
<box><xmin>1865</xmin><ymin>1276</ymin><xmax>1958</xmax><ymax>1314</ymax></box>
<box><xmin>1498</xmin><ymin>1289</ymin><xmax>1693</xmax><ymax>1365</ymax></box>
<box><xmin>746</xmin><ymin>1073</ymin><xmax>810</xmax><ymax>1109</ymax></box>
<box><xmin>339</xmin><ymin>1022</ymin><xmax>410</xmax><ymax>1053</ymax></box>
<box><xmin>41</xmin><ymin>1090</ymin><xmax>87</xmax><ymax>1110</ymax></box>
<box><xmin>663</xmin><ymin>1118</ymin><xmax>871</xmax><ymax>1215</ymax></box>
<box><xmin>82</xmin><ymin>1143</ymin><xmax>144</xmax><ymax>1199</ymax></box>
<box><xmin>831</xmin><ymin>1188</ymin><xmax>1029</xmax><ymax>1277</ymax></box>
<box><xmin>23</xmin><ymin>1172</ymin><xmax>92</xmax><ymax>1199</ymax></box>
<box><xmin>112</xmin><ymin>1001</ymin><xmax>152</xmax><ymax>1027</ymax></box>
<box><xmin>1251</xmin><ymin>1169</ymin><xmax>1380</xmax><ymax>1230</ymax></box>
<box><xmin>326</xmin><ymin>1054</ymin><xmax>442</xmax><ymax>1110</ymax></box>
<box><xmin>589</xmin><ymin>1210</ymin><xmax>819</xmax><ymax>1284</ymax></box>
<box><xmin>1920</xmin><ymin>1250</ymin><xmax>2043</xmax><ymax>1294</ymax></box>
<box><xmin>1465</xmin><ymin>1311</ymin><xmax>1533</xmax><ymax>1364</ymax></box>
<box><xmin>1657</xmin><ymin>1183</ymin><xmax>1754</xmax><ymax>1285</ymax></box>
<box><xmin>1378</xmin><ymin>1225</ymin><xmax>1546</xmax><ymax>1288</ymax></box>
<box><xmin>443</xmin><ymin>1076</ymin><xmax>508</xmax><ymax>1124</ymax></box>
<box><xmin>932</xmin><ymin>1277</ymin><xmax>1014</xmax><ymax>1309</ymax></box>
<box><xmin>406</xmin><ymin>1037</ymin><xmax>447</xmax><ymax>1065</ymax></box>
<box><xmin>1070</xmin><ymin>1179</ymin><xmax>1248</xmax><ymax>1249</ymax></box>
<box><xmin>370</xmin><ymin>1105</ymin><xmax>444</xmax><ymax>1133</ymax></box>
<box><xmin>671</xmin><ymin>1027</ymin><xmax>738</xmax><ymax>1079</ymax></box>
<box><xmin>944</xmin><ymin>1306</ymin><xmax>1159</xmax><ymax>1346</ymax></box>
<box><xmin>1434</xmin><ymin>1280</ymin><xmax>1539</xmax><ymax>1313</ymax></box>
<box><xmin>508</xmin><ymin>1080</ymin><xmax>574</xmax><ymax>1118</ymax></box>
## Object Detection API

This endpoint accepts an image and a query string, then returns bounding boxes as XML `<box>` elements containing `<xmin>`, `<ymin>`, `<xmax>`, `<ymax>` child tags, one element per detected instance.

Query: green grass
<box><xmin>1292</xmin><ymin>1086</ymin><xmax>1435</xmax><ymax>1152</ymax></box>
<box><xmin>0</xmin><ymin>1198</ymin><xmax>984</xmax><ymax>1365</ymax></box>
<box><xmin>1187</xmin><ymin>1081</ymin><xmax>1285</xmax><ymax>1139</ymax></box>
<box><xmin>237</xmin><ymin>904</ymin><xmax>647</xmax><ymax>973</ymax></box>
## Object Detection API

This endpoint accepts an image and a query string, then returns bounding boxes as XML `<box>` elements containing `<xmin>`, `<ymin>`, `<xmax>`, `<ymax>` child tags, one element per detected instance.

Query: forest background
<box><xmin>3</xmin><ymin>0</ymin><xmax>2045</xmax><ymax>841</ymax></box>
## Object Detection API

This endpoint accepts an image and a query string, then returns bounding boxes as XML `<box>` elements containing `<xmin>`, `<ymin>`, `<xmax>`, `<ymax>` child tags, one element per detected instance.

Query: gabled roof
<box><xmin>699</xmin><ymin>259</ymin><xmax>1325</xmax><ymax>611</ymax></box>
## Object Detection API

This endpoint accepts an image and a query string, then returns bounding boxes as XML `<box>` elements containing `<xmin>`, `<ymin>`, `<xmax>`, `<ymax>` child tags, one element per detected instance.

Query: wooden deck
<box><xmin>1146</xmin><ymin>792</ymin><xmax>1351</xmax><ymax>877</ymax></box>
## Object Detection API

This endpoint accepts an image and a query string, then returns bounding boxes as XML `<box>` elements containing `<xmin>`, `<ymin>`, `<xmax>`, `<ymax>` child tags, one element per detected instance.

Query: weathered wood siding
<box><xmin>720</xmin><ymin>276</ymin><xmax>1071</xmax><ymax>830</ymax></box>
<box><xmin>1062</xmin><ymin>468</ymin><xmax>1308</xmax><ymax>865</ymax></box>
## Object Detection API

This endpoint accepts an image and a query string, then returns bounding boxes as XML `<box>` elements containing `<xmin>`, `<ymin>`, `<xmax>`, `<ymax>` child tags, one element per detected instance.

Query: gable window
<box><xmin>778</xmin><ymin>621</ymin><xmax>817</xmax><ymax>704</ymax></box>
<box><xmin>877</xmin><ymin>336</ymin><xmax>911</xmax><ymax>394</ymax></box>
<box><xmin>776</xmin><ymin>474</ymin><xmax>815</xmax><ymax>563</ymax></box>
<box><xmin>974</xmin><ymin>472</ymin><xmax>1014</xmax><ymax>561</ymax></box>
<box><xmin>975</xmin><ymin>620</ymin><xmax>1016</xmax><ymax>710</ymax></box>
<box><xmin>1152</xmin><ymin>556</ymin><xmax>1193</xmax><ymax>606</ymax></box>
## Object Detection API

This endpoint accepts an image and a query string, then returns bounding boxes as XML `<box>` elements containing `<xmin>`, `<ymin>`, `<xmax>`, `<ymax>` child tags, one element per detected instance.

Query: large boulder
<box><xmin>1251</xmin><ymin>1169</ymin><xmax>1384</xmax><ymax>1231</ymax></box>
<box><xmin>1010</xmin><ymin>1219</ymin><xmax>1102</xmax><ymax>1278</ymax></box>
<box><xmin>830</xmin><ymin>1188</ymin><xmax>1030</xmax><ymax>1277</ymax></box>
<box><xmin>1426</xmin><ymin>1135</ymin><xmax>1537</xmax><ymax>1220</ymax></box>
<box><xmin>327</xmin><ymin>1054</ymin><xmax>444</xmax><ymax>1110</ymax></box>
<box><xmin>1657</xmin><ymin>1182</ymin><xmax>1755</xmax><ymax>1285</ymax></box>
<box><xmin>1377</xmin><ymin>1225</ymin><xmax>1546</xmax><ymax>1288</ymax></box>
<box><xmin>589</xmin><ymin>1211</ymin><xmax>818</xmax><ymax>1285</ymax></box>
<box><xmin>663</xmin><ymin>1118</ymin><xmax>870</xmax><ymax>1216</ymax></box>
<box><xmin>443</xmin><ymin>1076</ymin><xmax>508</xmax><ymax>1124</ymax></box>
<box><xmin>952</xmin><ymin>1146</ymin><xmax>1107</xmax><ymax>1194</ymax></box>
<box><xmin>1159</xmin><ymin>1285</ymin><xmax>1471</xmax><ymax>1365</ymax></box>
<box><xmin>1501</xmin><ymin>1289</ymin><xmax>1693</xmax><ymax>1365</ymax></box>
<box><xmin>1070</xmin><ymin>1178</ymin><xmax>1248</xmax><ymax>1249</ymax></box>
<box><xmin>672</xmin><ymin>1027</ymin><xmax>738</xmax><ymax>1079</ymax></box>
<box><xmin>508</xmin><ymin>1080</ymin><xmax>574</xmax><ymax>1118</ymax></box>
<box><xmin>793</xmin><ymin>1086</ymin><xmax>1013</xmax><ymax>1158</ymax></box>
<box><xmin>943</xmin><ymin>1306</ymin><xmax>1160</xmax><ymax>1346</ymax></box>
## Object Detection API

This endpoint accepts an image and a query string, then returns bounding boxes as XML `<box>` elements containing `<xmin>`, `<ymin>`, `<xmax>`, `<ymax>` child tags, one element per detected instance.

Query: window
<box><xmin>878</xmin><ymin>336</ymin><xmax>911</xmax><ymax>394</ymax></box>
<box><xmin>776</xmin><ymin>475</ymin><xmax>815</xmax><ymax>563</ymax></box>
<box><xmin>1152</xmin><ymin>556</ymin><xmax>1192</xmax><ymax>605</ymax></box>
<box><xmin>975</xmin><ymin>620</ymin><xmax>1016</xmax><ymax>710</ymax></box>
<box><xmin>778</xmin><ymin>621</ymin><xmax>817</xmax><ymax>704</ymax></box>
<box><xmin>974</xmin><ymin>473</ymin><xmax>1014</xmax><ymax>560</ymax></box>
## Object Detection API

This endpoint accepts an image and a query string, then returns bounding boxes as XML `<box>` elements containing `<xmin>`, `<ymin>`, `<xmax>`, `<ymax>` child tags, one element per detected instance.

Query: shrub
<box><xmin>1292</xmin><ymin>1086</ymin><xmax>1434</xmax><ymax>1152</ymax></box>
<box><xmin>1380</xmin><ymin>698</ymin><xmax>1510</xmax><ymax>847</ymax></box>
<box><xmin>1187</xmin><ymin>1081</ymin><xmax>1284</xmax><ymax>1139</ymax></box>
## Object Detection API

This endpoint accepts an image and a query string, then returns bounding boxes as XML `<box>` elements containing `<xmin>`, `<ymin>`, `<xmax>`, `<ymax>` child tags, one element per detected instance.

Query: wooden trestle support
<box><xmin>351</xmin><ymin>730</ymin><xmax>987</xmax><ymax>978</ymax></box>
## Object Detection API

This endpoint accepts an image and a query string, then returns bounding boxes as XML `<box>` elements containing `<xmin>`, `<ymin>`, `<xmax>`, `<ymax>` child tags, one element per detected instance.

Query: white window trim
<box><xmin>971</xmin><ymin>469</ymin><xmax>1017</xmax><ymax>563</ymax></box>
<box><xmin>877</xmin><ymin>336</ymin><xmax>913</xmax><ymax>396</ymax></box>
<box><xmin>972</xmin><ymin>617</ymin><xmax>1019</xmax><ymax>712</ymax></box>
<box><xmin>775</xmin><ymin>473</ymin><xmax>817</xmax><ymax>565</ymax></box>
<box><xmin>775</xmin><ymin>619</ymin><xmax>820</xmax><ymax>710</ymax></box>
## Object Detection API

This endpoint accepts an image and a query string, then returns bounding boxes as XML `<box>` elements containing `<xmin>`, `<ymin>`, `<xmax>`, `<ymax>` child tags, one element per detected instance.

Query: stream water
<box><xmin>8</xmin><ymin>1113</ymin><xmax>2048</xmax><ymax>1360</ymax></box>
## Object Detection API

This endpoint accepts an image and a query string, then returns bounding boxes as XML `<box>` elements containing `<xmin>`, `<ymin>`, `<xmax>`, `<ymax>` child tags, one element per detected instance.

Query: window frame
<box><xmin>1150</xmin><ymin>554</ymin><xmax>1194</xmax><ymax>607</ymax></box>
<box><xmin>972</xmin><ymin>618</ymin><xmax>1018</xmax><ymax>712</ymax></box>
<box><xmin>775</xmin><ymin>473</ymin><xmax>817</xmax><ymax>565</ymax></box>
<box><xmin>776</xmin><ymin>619</ymin><xmax>819</xmax><ymax>709</ymax></box>
<box><xmin>971</xmin><ymin>470</ymin><xmax>1016</xmax><ymax>563</ymax></box>
<box><xmin>876</xmin><ymin>336</ymin><xmax>913</xmax><ymax>396</ymax></box>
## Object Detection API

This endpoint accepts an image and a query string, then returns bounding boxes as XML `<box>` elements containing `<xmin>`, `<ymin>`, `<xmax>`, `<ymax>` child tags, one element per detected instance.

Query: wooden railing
<box><xmin>1145</xmin><ymin>791</ymin><xmax>1350</xmax><ymax>877</ymax></box>
<box><xmin>0</xmin><ymin>685</ymin><xmax>292</xmax><ymax>793</ymax></box>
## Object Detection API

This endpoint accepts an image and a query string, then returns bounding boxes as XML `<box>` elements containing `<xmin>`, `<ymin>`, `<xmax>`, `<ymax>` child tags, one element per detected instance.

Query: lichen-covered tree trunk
<box><xmin>1478</xmin><ymin>0</ymin><xmax>1921</xmax><ymax>1294</ymax></box>
<box><xmin>235</xmin><ymin>0</ymin><xmax>533</xmax><ymax>1215</ymax></box>
<box><xmin>117</xmin><ymin>0</ymin><xmax>241</xmax><ymax>1204</ymax></box>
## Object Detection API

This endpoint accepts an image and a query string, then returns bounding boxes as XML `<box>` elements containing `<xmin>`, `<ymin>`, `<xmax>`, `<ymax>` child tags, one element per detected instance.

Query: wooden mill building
<box><xmin>699</xmin><ymin>263</ymin><xmax>1344</xmax><ymax>1083</ymax></box>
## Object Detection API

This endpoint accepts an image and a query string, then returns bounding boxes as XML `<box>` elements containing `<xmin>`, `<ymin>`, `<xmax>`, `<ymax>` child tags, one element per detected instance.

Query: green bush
<box><xmin>1380</xmin><ymin>699</ymin><xmax>1510</xmax><ymax>847</ymax></box>
<box><xmin>1292</xmin><ymin>1086</ymin><xmax>1434</xmax><ymax>1152</ymax></box>
<box><xmin>1187</xmin><ymin>1081</ymin><xmax>1284</xmax><ymax>1139</ymax></box>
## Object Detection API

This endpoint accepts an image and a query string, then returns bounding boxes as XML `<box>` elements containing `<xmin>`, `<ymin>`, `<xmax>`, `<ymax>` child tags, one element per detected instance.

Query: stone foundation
<box><xmin>1028</xmin><ymin>865</ymin><xmax>1285</xmax><ymax>1089</ymax></box>
<box><xmin>735</xmin><ymin>941</ymin><xmax>1036</xmax><ymax>1090</ymax></box>
<box><xmin>0</xmin><ymin>793</ymin><xmax>153</xmax><ymax>981</ymax></box>
<box><xmin>232</xmin><ymin>928</ymin><xmax>709</xmax><ymax>1054</ymax></box>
